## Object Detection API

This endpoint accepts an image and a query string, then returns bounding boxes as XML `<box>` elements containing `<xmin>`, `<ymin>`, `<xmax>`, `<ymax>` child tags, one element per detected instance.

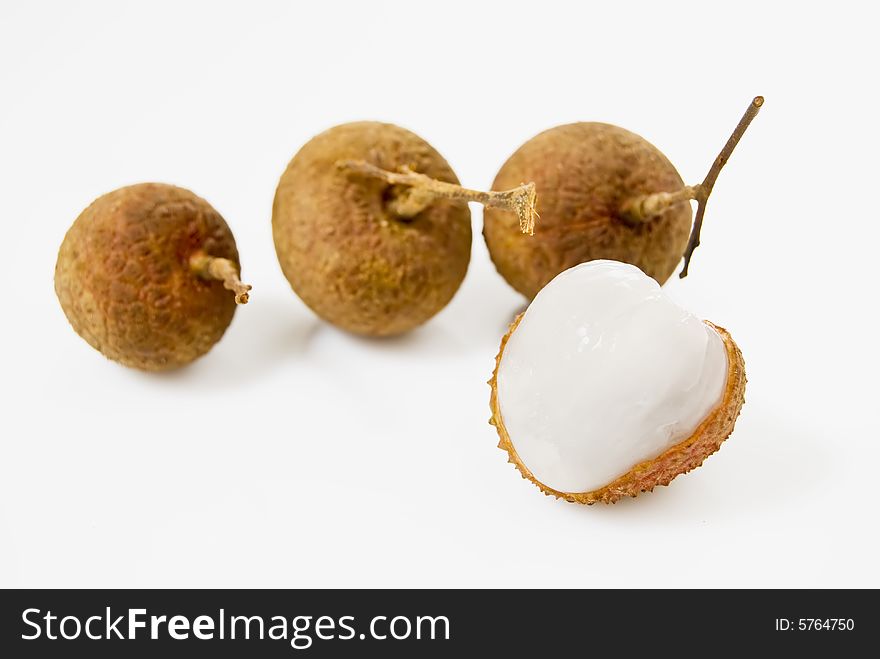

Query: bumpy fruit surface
<box><xmin>55</xmin><ymin>183</ymin><xmax>242</xmax><ymax>371</ymax></box>
<box><xmin>484</xmin><ymin>123</ymin><xmax>691</xmax><ymax>299</ymax></box>
<box><xmin>272</xmin><ymin>122</ymin><xmax>471</xmax><ymax>336</ymax></box>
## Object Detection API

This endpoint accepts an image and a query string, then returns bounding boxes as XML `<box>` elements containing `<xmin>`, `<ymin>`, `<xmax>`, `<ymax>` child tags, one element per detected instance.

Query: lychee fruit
<box><xmin>272</xmin><ymin>121</ymin><xmax>536</xmax><ymax>336</ymax></box>
<box><xmin>484</xmin><ymin>97</ymin><xmax>763</xmax><ymax>299</ymax></box>
<box><xmin>55</xmin><ymin>183</ymin><xmax>250</xmax><ymax>371</ymax></box>
<box><xmin>488</xmin><ymin>260</ymin><xmax>745</xmax><ymax>504</ymax></box>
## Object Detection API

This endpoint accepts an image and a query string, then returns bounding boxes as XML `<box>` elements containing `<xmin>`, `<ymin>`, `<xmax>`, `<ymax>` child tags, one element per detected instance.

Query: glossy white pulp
<box><xmin>496</xmin><ymin>260</ymin><xmax>727</xmax><ymax>494</ymax></box>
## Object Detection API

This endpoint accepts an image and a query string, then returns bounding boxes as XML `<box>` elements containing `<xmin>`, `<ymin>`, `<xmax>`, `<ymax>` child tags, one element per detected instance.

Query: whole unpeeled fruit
<box><xmin>55</xmin><ymin>183</ymin><xmax>250</xmax><ymax>371</ymax></box>
<box><xmin>488</xmin><ymin>260</ymin><xmax>746</xmax><ymax>504</ymax></box>
<box><xmin>486</xmin><ymin>122</ymin><xmax>691</xmax><ymax>299</ymax></box>
<box><xmin>484</xmin><ymin>98</ymin><xmax>763</xmax><ymax>299</ymax></box>
<box><xmin>272</xmin><ymin>121</ymin><xmax>536</xmax><ymax>337</ymax></box>
<box><xmin>272</xmin><ymin>122</ymin><xmax>472</xmax><ymax>337</ymax></box>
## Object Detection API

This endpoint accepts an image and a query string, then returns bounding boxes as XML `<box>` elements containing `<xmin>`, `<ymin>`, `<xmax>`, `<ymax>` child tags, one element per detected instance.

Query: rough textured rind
<box><xmin>55</xmin><ymin>183</ymin><xmax>241</xmax><ymax>371</ymax></box>
<box><xmin>483</xmin><ymin>123</ymin><xmax>692</xmax><ymax>299</ymax></box>
<box><xmin>489</xmin><ymin>315</ymin><xmax>746</xmax><ymax>504</ymax></box>
<box><xmin>272</xmin><ymin>122</ymin><xmax>472</xmax><ymax>336</ymax></box>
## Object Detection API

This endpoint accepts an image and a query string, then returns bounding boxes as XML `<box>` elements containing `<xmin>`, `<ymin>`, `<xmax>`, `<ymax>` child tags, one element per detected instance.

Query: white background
<box><xmin>1</xmin><ymin>1</ymin><xmax>877</xmax><ymax>588</ymax></box>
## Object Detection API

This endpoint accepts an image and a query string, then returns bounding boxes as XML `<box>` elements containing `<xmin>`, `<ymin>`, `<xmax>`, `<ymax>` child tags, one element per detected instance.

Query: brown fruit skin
<box><xmin>272</xmin><ymin>122</ymin><xmax>472</xmax><ymax>336</ymax></box>
<box><xmin>489</xmin><ymin>316</ymin><xmax>746</xmax><ymax>504</ymax></box>
<box><xmin>484</xmin><ymin>123</ymin><xmax>692</xmax><ymax>299</ymax></box>
<box><xmin>55</xmin><ymin>183</ymin><xmax>241</xmax><ymax>371</ymax></box>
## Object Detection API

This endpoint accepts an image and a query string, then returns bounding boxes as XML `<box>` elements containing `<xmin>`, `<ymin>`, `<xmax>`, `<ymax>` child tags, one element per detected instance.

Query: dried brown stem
<box><xmin>620</xmin><ymin>185</ymin><xmax>702</xmax><ymax>222</ymax></box>
<box><xmin>190</xmin><ymin>252</ymin><xmax>251</xmax><ymax>304</ymax></box>
<box><xmin>620</xmin><ymin>96</ymin><xmax>763</xmax><ymax>277</ymax></box>
<box><xmin>679</xmin><ymin>96</ymin><xmax>763</xmax><ymax>277</ymax></box>
<box><xmin>338</xmin><ymin>160</ymin><xmax>537</xmax><ymax>235</ymax></box>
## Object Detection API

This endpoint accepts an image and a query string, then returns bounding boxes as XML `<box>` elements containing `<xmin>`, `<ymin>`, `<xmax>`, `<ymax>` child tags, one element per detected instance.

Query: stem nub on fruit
<box><xmin>337</xmin><ymin>160</ymin><xmax>538</xmax><ymax>236</ymax></box>
<box><xmin>190</xmin><ymin>252</ymin><xmax>252</xmax><ymax>304</ymax></box>
<box><xmin>620</xmin><ymin>96</ymin><xmax>764</xmax><ymax>277</ymax></box>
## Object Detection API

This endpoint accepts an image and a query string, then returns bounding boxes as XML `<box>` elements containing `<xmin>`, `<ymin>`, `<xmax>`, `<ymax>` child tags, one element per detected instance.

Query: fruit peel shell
<box><xmin>489</xmin><ymin>313</ymin><xmax>746</xmax><ymax>504</ymax></box>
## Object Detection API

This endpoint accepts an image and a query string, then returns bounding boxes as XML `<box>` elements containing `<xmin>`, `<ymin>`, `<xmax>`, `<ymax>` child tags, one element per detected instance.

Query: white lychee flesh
<box><xmin>495</xmin><ymin>260</ymin><xmax>728</xmax><ymax>494</ymax></box>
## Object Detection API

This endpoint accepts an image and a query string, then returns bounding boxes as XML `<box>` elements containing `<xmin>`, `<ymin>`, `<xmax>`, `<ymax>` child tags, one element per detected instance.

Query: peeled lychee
<box><xmin>488</xmin><ymin>260</ymin><xmax>745</xmax><ymax>504</ymax></box>
<box><xmin>55</xmin><ymin>183</ymin><xmax>250</xmax><ymax>371</ymax></box>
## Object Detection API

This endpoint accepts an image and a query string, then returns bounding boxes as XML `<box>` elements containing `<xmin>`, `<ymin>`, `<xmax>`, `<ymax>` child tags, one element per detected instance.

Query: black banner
<box><xmin>0</xmin><ymin>589</ymin><xmax>872</xmax><ymax>656</ymax></box>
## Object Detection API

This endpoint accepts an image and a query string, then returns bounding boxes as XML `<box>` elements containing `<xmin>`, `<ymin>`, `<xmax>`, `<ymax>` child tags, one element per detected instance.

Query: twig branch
<box><xmin>680</xmin><ymin>96</ymin><xmax>764</xmax><ymax>278</ymax></box>
<box><xmin>338</xmin><ymin>160</ymin><xmax>538</xmax><ymax>235</ymax></box>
